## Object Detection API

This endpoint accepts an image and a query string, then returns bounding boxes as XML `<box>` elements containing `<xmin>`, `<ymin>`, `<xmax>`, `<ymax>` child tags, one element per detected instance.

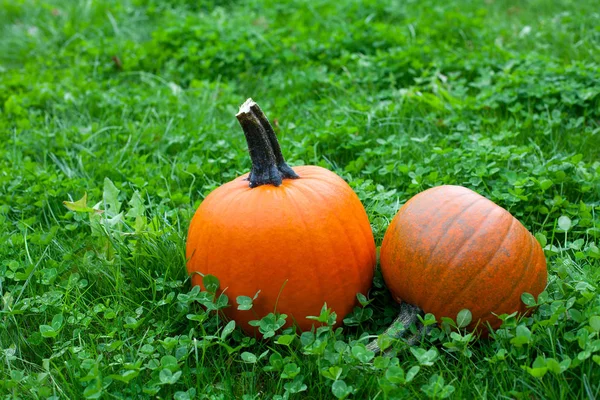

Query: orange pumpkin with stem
<box><xmin>186</xmin><ymin>99</ymin><xmax>376</xmax><ymax>335</ymax></box>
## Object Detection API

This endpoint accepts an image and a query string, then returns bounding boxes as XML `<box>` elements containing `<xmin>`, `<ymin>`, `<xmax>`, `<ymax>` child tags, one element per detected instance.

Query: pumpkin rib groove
<box><xmin>421</xmin><ymin>196</ymin><xmax>485</xmax><ymax>270</ymax></box>
<box><xmin>314</xmin><ymin>175</ymin><xmax>375</xmax><ymax>266</ymax></box>
<box><xmin>486</xmin><ymin>226</ymin><xmax>537</xmax><ymax>319</ymax></box>
<box><xmin>195</xmin><ymin>187</ymin><xmax>241</xmax><ymax>285</ymax></box>
<box><xmin>211</xmin><ymin>191</ymin><xmax>249</xmax><ymax>292</ymax></box>
<box><xmin>298</xmin><ymin>178</ymin><xmax>365</xmax><ymax>283</ymax></box>
<box><xmin>292</xmin><ymin>180</ymin><xmax>363</xmax><ymax>312</ymax></box>
<box><xmin>336</xmin><ymin>179</ymin><xmax>376</xmax><ymax>265</ymax></box>
<box><xmin>331</xmin><ymin>197</ymin><xmax>372</xmax><ymax>291</ymax></box>
<box><xmin>420</xmin><ymin>205</ymin><xmax>501</xmax><ymax>313</ymax></box>
<box><xmin>400</xmin><ymin>190</ymin><xmax>471</xmax><ymax>248</ymax></box>
<box><xmin>276</xmin><ymin>187</ymin><xmax>307</xmax><ymax>326</ymax></box>
<box><xmin>249</xmin><ymin>193</ymin><xmax>267</xmax><ymax>315</ymax></box>
<box><xmin>413</xmin><ymin>196</ymin><xmax>486</xmax><ymax>303</ymax></box>
<box><xmin>379</xmin><ymin>192</ymin><xmax>468</xmax><ymax>300</ymax></box>
<box><xmin>439</xmin><ymin>215</ymin><xmax>516</xmax><ymax>315</ymax></box>
<box><xmin>280</xmin><ymin>185</ymin><xmax>328</xmax><ymax>322</ymax></box>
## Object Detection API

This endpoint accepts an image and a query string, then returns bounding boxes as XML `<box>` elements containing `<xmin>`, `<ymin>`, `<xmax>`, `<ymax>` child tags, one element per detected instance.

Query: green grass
<box><xmin>1</xmin><ymin>0</ymin><xmax>600</xmax><ymax>398</ymax></box>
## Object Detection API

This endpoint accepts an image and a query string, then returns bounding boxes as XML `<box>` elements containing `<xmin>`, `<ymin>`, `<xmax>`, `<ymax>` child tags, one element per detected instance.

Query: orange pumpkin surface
<box><xmin>186</xmin><ymin>99</ymin><xmax>376</xmax><ymax>335</ymax></box>
<box><xmin>380</xmin><ymin>185</ymin><xmax>547</xmax><ymax>333</ymax></box>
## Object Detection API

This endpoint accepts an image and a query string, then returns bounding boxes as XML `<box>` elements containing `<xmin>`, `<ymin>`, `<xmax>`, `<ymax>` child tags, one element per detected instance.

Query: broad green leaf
<box><xmin>83</xmin><ymin>380</ymin><xmax>102</xmax><ymax>399</ymax></box>
<box><xmin>241</xmin><ymin>352</ymin><xmax>257</xmax><ymax>363</ymax></box>
<box><xmin>187</xmin><ymin>313</ymin><xmax>207</xmax><ymax>323</ymax></box>
<box><xmin>276</xmin><ymin>334</ymin><xmax>294</xmax><ymax>346</ymax></box>
<box><xmin>332</xmin><ymin>380</ymin><xmax>352</xmax><ymax>399</ymax></box>
<box><xmin>516</xmin><ymin>325</ymin><xmax>532</xmax><ymax>339</ymax></box>
<box><xmin>523</xmin><ymin>356</ymin><xmax>549</xmax><ymax>378</ymax></box>
<box><xmin>51</xmin><ymin>313</ymin><xmax>64</xmax><ymax>330</ymax></box>
<box><xmin>203</xmin><ymin>275</ymin><xmax>220</xmax><ymax>293</ymax></box>
<box><xmin>421</xmin><ymin>374</ymin><xmax>454</xmax><ymax>399</ymax></box>
<box><xmin>406</xmin><ymin>366</ymin><xmax>420</xmax><ymax>383</ymax></box>
<box><xmin>532</xmin><ymin>356</ymin><xmax>546</xmax><ymax>369</ymax></box>
<box><xmin>374</xmin><ymin>356</ymin><xmax>390</xmax><ymax>370</ymax></box>
<box><xmin>524</xmin><ymin>365</ymin><xmax>547</xmax><ymax>378</ymax></box>
<box><xmin>103</xmin><ymin>177</ymin><xmax>121</xmax><ymax>216</ymax></box>
<box><xmin>63</xmin><ymin>193</ymin><xmax>95</xmax><ymax>212</ymax></box>
<box><xmin>284</xmin><ymin>375</ymin><xmax>307</xmax><ymax>394</ymax></box>
<box><xmin>456</xmin><ymin>309</ymin><xmax>472</xmax><ymax>328</ymax></box>
<box><xmin>106</xmin><ymin>340</ymin><xmax>123</xmax><ymax>352</ymax></box>
<box><xmin>375</xmin><ymin>334</ymin><xmax>394</xmax><ymax>352</ymax></box>
<box><xmin>356</xmin><ymin>292</ymin><xmax>370</xmax><ymax>306</ymax></box>
<box><xmin>385</xmin><ymin>366</ymin><xmax>405</xmax><ymax>384</ymax></box>
<box><xmin>221</xmin><ymin>320</ymin><xmax>236</xmax><ymax>340</ymax></box>
<box><xmin>351</xmin><ymin>345</ymin><xmax>374</xmax><ymax>363</ymax></box>
<box><xmin>545</xmin><ymin>357</ymin><xmax>570</xmax><ymax>374</ymax></box>
<box><xmin>159</xmin><ymin>368</ymin><xmax>181</xmax><ymax>384</ymax></box>
<box><xmin>126</xmin><ymin>191</ymin><xmax>145</xmax><ymax>218</ymax></box>
<box><xmin>534</xmin><ymin>233</ymin><xmax>547</xmax><ymax>247</ymax></box>
<box><xmin>545</xmin><ymin>358</ymin><xmax>561</xmax><ymax>374</ymax></box>
<box><xmin>410</xmin><ymin>347</ymin><xmax>438</xmax><ymax>366</ymax></box>
<box><xmin>539</xmin><ymin>179</ymin><xmax>553</xmax><ymax>191</ymax></box>
<box><xmin>521</xmin><ymin>292</ymin><xmax>537</xmax><ymax>307</ymax></box>
<box><xmin>321</xmin><ymin>366</ymin><xmax>343</xmax><ymax>381</ymax></box>
<box><xmin>589</xmin><ymin>316</ymin><xmax>600</xmax><ymax>332</ymax></box>
<box><xmin>109</xmin><ymin>370</ymin><xmax>140</xmax><ymax>383</ymax></box>
<box><xmin>160</xmin><ymin>355</ymin><xmax>179</xmax><ymax>370</ymax></box>
<box><xmin>39</xmin><ymin>325</ymin><xmax>57</xmax><ymax>338</ymax></box>
<box><xmin>557</xmin><ymin>216</ymin><xmax>572</xmax><ymax>232</ymax></box>
<box><xmin>174</xmin><ymin>389</ymin><xmax>196</xmax><ymax>400</ymax></box>
<box><xmin>422</xmin><ymin>313</ymin><xmax>437</xmax><ymax>327</ymax></box>
<box><xmin>281</xmin><ymin>363</ymin><xmax>300</xmax><ymax>379</ymax></box>
<box><xmin>236</xmin><ymin>295</ymin><xmax>253</xmax><ymax>310</ymax></box>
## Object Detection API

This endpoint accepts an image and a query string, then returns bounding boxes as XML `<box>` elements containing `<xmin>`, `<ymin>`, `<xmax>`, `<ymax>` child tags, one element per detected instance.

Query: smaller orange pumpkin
<box><xmin>370</xmin><ymin>185</ymin><xmax>547</xmax><ymax>348</ymax></box>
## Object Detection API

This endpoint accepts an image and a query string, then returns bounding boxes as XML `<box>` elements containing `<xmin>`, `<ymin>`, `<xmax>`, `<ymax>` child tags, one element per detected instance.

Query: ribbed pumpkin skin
<box><xmin>186</xmin><ymin>165</ymin><xmax>376</xmax><ymax>335</ymax></box>
<box><xmin>380</xmin><ymin>185</ymin><xmax>547</xmax><ymax>333</ymax></box>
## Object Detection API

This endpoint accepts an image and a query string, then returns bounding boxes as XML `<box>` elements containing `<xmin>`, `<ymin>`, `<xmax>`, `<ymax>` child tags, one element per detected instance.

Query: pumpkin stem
<box><xmin>366</xmin><ymin>303</ymin><xmax>428</xmax><ymax>354</ymax></box>
<box><xmin>247</xmin><ymin>101</ymin><xmax>299</xmax><ymax>180</ymax></box>
<box><xmin>236</xmin><ymin>98</ymin><xmax>298</xmax><ymax>188</ymax></box>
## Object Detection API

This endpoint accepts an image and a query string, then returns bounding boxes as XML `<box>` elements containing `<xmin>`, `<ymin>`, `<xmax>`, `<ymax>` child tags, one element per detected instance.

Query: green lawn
<box><xmin>1</xmin><ymin>0</ymin><xmax>600</xmax><ymax>398</ymax></box>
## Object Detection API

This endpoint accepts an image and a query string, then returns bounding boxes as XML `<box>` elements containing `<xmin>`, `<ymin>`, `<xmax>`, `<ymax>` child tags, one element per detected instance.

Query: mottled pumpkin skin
<box><xmin>380</xmin><ymin>185</ymin><xmax>547</xmax><ymax>333</ymax></box>
<box><xmin>186</xmin><ymin>165</ymin><xmax>376</xmax><ymax>335</ymax></box>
